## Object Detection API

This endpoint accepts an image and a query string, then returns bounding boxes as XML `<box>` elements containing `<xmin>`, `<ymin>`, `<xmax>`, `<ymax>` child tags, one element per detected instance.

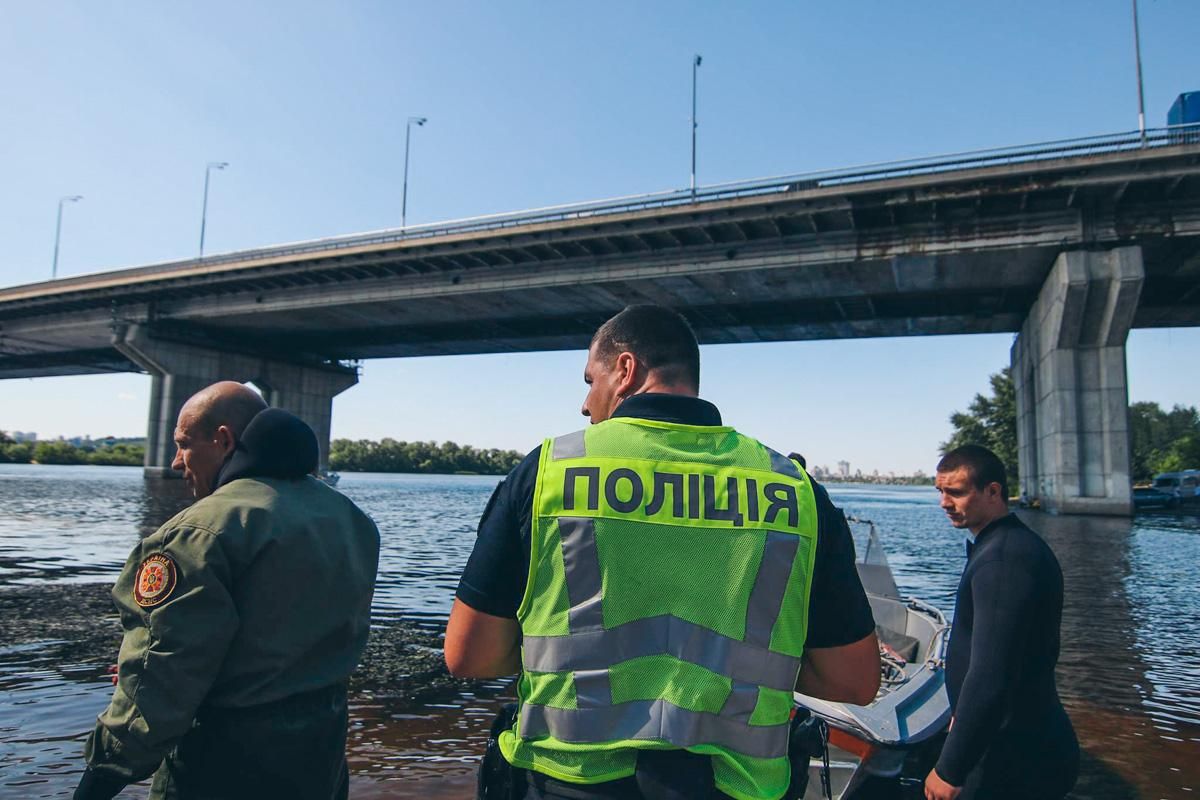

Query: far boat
<box><xmin>794</xmin><ymin>517</ymin><xmax>950</xmax><ymax>799</ymax></box>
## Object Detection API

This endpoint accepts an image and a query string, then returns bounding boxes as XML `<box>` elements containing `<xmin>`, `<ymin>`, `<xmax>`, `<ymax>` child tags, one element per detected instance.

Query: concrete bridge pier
<box><xmin>1011</xmin><ymin>247</ymin><xmax>1144</xmax><ymax>516</ymax></box>
<box><xmin>112</xmin><ymin>324</ymin><xmax>357</xmax><ymax>478</ymax></box>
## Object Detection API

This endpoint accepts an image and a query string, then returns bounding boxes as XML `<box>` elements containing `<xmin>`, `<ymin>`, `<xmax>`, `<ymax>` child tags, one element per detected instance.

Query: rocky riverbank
<box><xmin>0</xmin><ymin>582</ymin><xmax>476</xmax><ymax>702</ymax></box>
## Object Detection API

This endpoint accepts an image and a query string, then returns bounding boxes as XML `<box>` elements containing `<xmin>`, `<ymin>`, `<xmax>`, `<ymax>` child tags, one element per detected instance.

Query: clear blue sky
<box><xmin>2</xmin><ymin>1</ymin><xmax>1198</xmax><ymax>473</ymax></box>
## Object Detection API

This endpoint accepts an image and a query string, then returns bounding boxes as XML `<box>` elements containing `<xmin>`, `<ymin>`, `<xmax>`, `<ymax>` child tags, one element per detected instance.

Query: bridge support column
<box><xmin>1011</xmin><ymin>248</ymin><xmax>1143</xmax><ymax>516</ymax></box>
<box><xmin>113</xmin><ymin>325</ymin><xmax>358</xmax><ymax>478</ymax></box>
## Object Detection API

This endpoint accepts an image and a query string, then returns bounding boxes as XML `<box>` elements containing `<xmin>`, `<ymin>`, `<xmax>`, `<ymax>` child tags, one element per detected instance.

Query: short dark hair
<box><xmin>591</xmin><ymin>305</ymin><xmax>700</xmax><ymax>390</ymax></box>
<box><xmin>937</xmin><ymin>444</ymin><xmax>1008</xmax><ymax>499</ymax></box>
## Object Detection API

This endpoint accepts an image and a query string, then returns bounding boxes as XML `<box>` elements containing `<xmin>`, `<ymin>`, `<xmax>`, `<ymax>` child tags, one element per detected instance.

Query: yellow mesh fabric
<box><xmin>595</xmin><ymin>518</ymin><xmax>763</xmax><ymax>638</ymax></box>
<box><xmin>582</xmin><ymin>420</ymin><xmax>752</xmax><ymax>464</ymax></box>
<box><xmin>608</xmin><ymin>656</ymin><xmax>732</xmax><ymax>713</ymax></box>
<box><xmin>748</xmin><ymin>687</ymin><xmax>792</xmax><ymax>727</ymax></box>
<box><xmin>524</xmin><ymin>670</ymin><xmax>577</xmax><ymax>710</ymax></box>
<box><xmin>713</xmin><ymin>752</ymin><xmax>791</xmax><ymax>800</ymax></box>
<box><xmin>499</xmin><ymin>733</ymin><xmax>638</xmax><ymax>784</ymax></box>
<box><xmin>520</xmin><ymin>520</ymin><xmax>571</xmax><ymax>635</ymax></box>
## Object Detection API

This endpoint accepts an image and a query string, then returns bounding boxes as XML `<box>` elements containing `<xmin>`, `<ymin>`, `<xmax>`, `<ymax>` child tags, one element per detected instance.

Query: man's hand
<box><xmin>924</xmin><ymin>768</ymin><xmax>962</xmax><ymax>800</ymax></box>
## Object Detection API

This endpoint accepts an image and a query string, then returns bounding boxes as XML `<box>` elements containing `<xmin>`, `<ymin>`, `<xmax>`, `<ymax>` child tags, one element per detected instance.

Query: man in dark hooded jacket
<box><xmin>74</xmin><ymin>381</ymin><xmax>380</xmax><ymax>800</ymax></box>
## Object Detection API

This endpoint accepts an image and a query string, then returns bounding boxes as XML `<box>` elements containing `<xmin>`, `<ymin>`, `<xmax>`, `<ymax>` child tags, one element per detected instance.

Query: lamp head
<box><xmin>207</xmin><ymin>161</ymin><xmax>229</xmax><ymax>171</ymax></box>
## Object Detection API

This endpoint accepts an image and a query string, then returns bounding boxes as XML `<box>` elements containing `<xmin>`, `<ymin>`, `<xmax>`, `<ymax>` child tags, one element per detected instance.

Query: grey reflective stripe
<box><xmin>559</xmin><ymin>517</ymin><xmax>605</xmax><ymax>630</ymax></box>
<box><xmin>744</xmin><ymin>531</ymin><xmax>800</xmax><ymax>649</ymax></box>
<box><xmin>552</xmin><ymin>430</ymin><xmax>587</xmax><ymax>460</ymax></box>
<box><xmin>520</xmin><ymin>700</ymin><xmax>789</xmax><ymax>760</ymax></box>
<box><xmin>523</xmin><ymin>615</ymin><xmax>802</xmax><ymax>692</ymax></box>
<box><xmin>768</xmin><ymin>448</ymin><xmax>802</xmax><ymax>479</ymax></box>
<box><xmin>573</xmin><ymin>669</ymin><xmax>612</xmax><ymax>708</ymax></box>
<box><xmin>719</xmin><ymin>682</ymin><xmax>760</xmax><ymax>721</ymax></box>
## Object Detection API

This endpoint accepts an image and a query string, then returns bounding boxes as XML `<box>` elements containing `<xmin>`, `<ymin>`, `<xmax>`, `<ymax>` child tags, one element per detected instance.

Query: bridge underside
<box><xmin>2</xmin><ymin>143</ymin><xmax>1199</xmax><ymax>509</ymax></box>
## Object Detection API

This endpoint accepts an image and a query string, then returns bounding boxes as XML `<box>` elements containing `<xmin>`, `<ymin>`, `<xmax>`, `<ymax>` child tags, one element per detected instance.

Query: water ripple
<box><xmin>1</xmin><ymin>466</ymin><xmax>1198</xmax><ymax>798</ymax></box>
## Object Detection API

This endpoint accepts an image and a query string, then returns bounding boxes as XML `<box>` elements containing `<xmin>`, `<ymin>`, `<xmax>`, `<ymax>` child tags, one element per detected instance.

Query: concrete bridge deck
<box><xmin>2</xmin><ymin>127</ymin><xmax>1198</xmax><ymax>377</ymax></box>
<box><xmin>3</xmin><ymin>126</ymin><xmax>1199</xmax><ymax>513</ymax></box>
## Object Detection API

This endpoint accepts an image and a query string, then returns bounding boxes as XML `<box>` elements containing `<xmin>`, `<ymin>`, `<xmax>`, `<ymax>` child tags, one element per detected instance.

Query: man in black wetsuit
<box><xmin>925</xmin><ymin>444</ymin><xmax>1078</xmax><ymax>800</ymax></box>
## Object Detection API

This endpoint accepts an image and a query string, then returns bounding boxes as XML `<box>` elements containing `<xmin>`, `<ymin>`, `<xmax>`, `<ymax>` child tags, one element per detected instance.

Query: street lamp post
<box><xmin>199</xmin><ymin>161</ymin><xmax>228</xmax><ymax>257</ymax></box>
<box><xmin>691</xmin><ymin>54</ymin><xmax>702</xmax><ymax>200</ymax></box>
<box><xmin>51</xmin><ymin>195</ymin><xmax>83</xmax><ymax>279</ymax></box>
<box><xmin>1131</xmin><ymin>0</ymin><xmax>1147</xmax><ymax>144</ymax></box>
<box><xmin>402</xmin><ymin>116</ymin><xmax>427</xmax><ymax>229</ymax></box>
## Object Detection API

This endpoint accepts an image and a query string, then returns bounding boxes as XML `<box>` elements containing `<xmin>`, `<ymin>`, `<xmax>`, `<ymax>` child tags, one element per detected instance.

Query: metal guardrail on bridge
<box><xmin>12</xmin><ymin>123</ymin><xmax>1200</xmax><ymax>295</ymax></box>
<box><xmin>161</xmin><ymin>123</ymin><xmax>1200</xmax><ymax>260</ymax></box>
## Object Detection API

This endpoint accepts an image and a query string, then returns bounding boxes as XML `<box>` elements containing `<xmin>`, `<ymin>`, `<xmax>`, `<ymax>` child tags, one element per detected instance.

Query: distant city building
<box><xmin>837</xmin><ymin>460</ymin><xmax>850</xmax><ymax>478</ymax></box>
<box><xmin>11</xmin><ymin>431</ymin><xmax>37</xmax><ymax>443</ymax></box>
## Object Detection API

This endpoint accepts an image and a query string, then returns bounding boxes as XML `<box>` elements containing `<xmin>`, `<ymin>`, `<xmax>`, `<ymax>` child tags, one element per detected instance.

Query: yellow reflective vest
<box><xmin>499</xmin><ymin>416</ymin><xmax>819</xmax><ymax>800</ymax></box>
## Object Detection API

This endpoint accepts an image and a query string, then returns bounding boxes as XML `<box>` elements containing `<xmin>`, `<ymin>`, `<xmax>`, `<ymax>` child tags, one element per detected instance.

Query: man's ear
<box><xmin>614</xmin><ymin>352</ymin><xmax>641</xmax><ymax>396</ymax></box>
<box><xmin>214</xmin><ymin>425</ymin><xmax>237</xmax><ymax>457</ymax></box>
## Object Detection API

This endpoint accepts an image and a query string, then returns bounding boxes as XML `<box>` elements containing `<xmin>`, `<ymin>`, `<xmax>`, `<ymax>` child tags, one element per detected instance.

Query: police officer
<box><xmin>446</xmin><ymin>305</ymin><xmax>880</xmax><ymax>800</ymax></box>
<box><xmin>74</xmin><ymin>381</ymin><xmax>380</xmax><ymax>800</ymax></box>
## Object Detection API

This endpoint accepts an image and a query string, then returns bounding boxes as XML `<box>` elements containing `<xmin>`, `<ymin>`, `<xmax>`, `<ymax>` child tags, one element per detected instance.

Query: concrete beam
<box><xmin>1012</xmin><ymin>247</ymin><xmax>1144</xmax><ymax>516</ymax></box>
<box><xmin>112</xmin><ymin>324</ymin><xmax>357</xmax><ymax>478</ymax></box>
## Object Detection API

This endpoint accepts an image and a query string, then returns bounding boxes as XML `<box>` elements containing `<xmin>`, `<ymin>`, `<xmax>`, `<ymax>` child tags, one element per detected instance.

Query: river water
<box><xmin>0</xmin><ymin>465</ymin><xmax>1197</xmax><ymax>799</ymax></box>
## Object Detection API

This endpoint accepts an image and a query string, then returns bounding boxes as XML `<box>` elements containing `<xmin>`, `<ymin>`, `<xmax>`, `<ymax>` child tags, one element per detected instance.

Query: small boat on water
<box><xmin>794</xmin><ymin>518</ymin><xmax>950</xmax><ymax>799</ymax></box>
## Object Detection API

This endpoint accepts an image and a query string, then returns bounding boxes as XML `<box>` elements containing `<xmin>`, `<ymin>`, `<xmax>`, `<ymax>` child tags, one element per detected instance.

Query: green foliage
<box><xmin>0</xmin><ymin>442</ymin><xmax>34</xmax><ymax>463</ymax></box>
<box><xmin>33</xmin><ymin>441</ymin><xmax>86</xmax><ymax>464</ymax></box>
<box><xmin>0</xmin><ymin>434</ymin><xmax>144</xmax><ymax>466</ymax></box>
<box><xmin>943</xmin><ymin>371</ymin><xmax>1200</xmax><ymax>487</ymax></box>
<box><xmin>1129</xmin><ymin>402</ymin><xmax>1200</xmax><ymax>481</ymax></box>
<box><xmin>330</xmin><ymin>438</ymin><xmax>523</xmax><ymax>475</ymax></box>
<box><xmin>87</xmin><ymin>443</ymin><xmax>145</xmax><ymax>466</ymax></box>
<box><xmin>941</xmin><ymin>367</ymin><xmax>1019</xmax><ymax>492</ymax></box>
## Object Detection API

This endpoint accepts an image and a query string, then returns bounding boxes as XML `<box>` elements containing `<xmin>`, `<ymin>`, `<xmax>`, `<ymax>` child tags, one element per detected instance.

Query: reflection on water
<box><xmin>1</xmin><ymin>466</ymin><xmax>1198</xmax><ymax>798</ymax></box>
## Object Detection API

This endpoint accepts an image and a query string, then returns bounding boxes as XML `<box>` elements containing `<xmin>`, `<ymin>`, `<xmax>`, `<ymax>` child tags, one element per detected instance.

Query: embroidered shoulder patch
<box><xmin>134</xmin><ymin>553</ymin><xmax>178</xmax><ymax>608</ymax></box>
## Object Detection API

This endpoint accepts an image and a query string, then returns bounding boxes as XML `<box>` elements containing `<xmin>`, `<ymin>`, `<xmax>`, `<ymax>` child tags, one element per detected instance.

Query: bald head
<box><xmin>172</xmin><ymin>382</ymin><xmax>268</xmax><ymax>499</ymax></box>
<box><xmin>180</xmin><ymin>381</ymin><xmax>268</xmax><ymax>439</ymax></box>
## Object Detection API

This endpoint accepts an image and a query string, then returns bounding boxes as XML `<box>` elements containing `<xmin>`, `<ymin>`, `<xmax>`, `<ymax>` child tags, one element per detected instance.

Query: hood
<box><xmin>214</xmin><ymin>408</ymin><xmax>319</xmax><ymax>489</ymax></box>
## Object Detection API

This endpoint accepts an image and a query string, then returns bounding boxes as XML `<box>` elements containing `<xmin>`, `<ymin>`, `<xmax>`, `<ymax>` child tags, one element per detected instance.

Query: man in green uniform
<box><xmin>446</xmin><ymin>306</ymin><xmax>880</xmax><ymax>800</ymax></box>
<box><xmin>74</xmin><ymin>381</ymin><xmax>380</xmax><ymax>800</ymax></box>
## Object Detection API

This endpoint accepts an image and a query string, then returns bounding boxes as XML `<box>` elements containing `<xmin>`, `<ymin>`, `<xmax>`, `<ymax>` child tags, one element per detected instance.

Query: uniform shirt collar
<box><xmin>611</xmin><ymin>393</ymin><xmax>723</xmax><ymax>426</ymax></box>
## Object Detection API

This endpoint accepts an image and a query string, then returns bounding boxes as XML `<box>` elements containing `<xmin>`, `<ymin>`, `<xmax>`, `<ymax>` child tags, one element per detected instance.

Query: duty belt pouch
<box><xmin>634</xmin><ymin>748</ymin><xmax>716</xmax><ymax>799</ymax></box>
<box><xmin>478</xmin><ymin>703</ymin><xmax>526</xmax><ymax>800</ymax></box>
<box><xmin>786</xmin><ymin>707</ymin><xmax>825</xmax><ymax>800</ymax></box>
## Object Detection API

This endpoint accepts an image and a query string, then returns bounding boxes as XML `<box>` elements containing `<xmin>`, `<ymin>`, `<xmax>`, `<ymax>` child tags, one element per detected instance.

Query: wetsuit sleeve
<box><xmin>804</xmin><ymin>483</ymin><xmax>875</xmax><ymax>648</ymax></box>
<box><xmin>934</xmin><ymin>558</ymin><xmax>1034</xmax><ymax>785</ymax></box>
<box><xmin>456</xmin><ymin>447</ymin><xmax>540</xmax><ymax>618</ymax></box>
<box><xmin>81</xmin><ymin>523</ymin><xmax>239</xmax><ymax>791</ymax></box>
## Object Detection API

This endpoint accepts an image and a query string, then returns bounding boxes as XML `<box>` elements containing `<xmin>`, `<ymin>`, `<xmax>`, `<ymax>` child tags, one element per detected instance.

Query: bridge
<box><xmin>3</xmin><ymin>127</ymin><xmax>1199</xmax><ymax>514</ymax></box>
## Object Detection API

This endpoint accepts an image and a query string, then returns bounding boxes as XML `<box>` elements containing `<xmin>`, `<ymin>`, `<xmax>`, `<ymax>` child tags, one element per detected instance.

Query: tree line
<box><xmin>330</xmin><ymin>438</ymin><xmax>524</xmax><ymax>475</ymax></box>
<box><xmin>0</xmin><ymin>432</ymin><xmax>145</xmax><ymax>466</ymax></box>
<box><xmin>2</xmin><ymin>430</ymin><xmax>523</xmax><ymax>475</ymax></box>
<box><xmin>942</xmin><ymin>368</ymin><xmax>1200</xmax><ymax>488</ymax></box>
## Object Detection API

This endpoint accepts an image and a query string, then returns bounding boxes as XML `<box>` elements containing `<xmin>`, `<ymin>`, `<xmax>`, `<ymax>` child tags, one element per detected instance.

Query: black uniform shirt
<box><xmin>456</xmin><ymin>393</ymin><xmax>875</xmax><ymax>649</ymax></box>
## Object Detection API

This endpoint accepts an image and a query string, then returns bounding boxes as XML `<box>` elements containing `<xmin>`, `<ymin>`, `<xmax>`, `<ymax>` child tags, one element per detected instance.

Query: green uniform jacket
<box><xmin>84</xmin><ymin>475</ymin><xmax>380</xmax><ymax>792</ymax></box>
